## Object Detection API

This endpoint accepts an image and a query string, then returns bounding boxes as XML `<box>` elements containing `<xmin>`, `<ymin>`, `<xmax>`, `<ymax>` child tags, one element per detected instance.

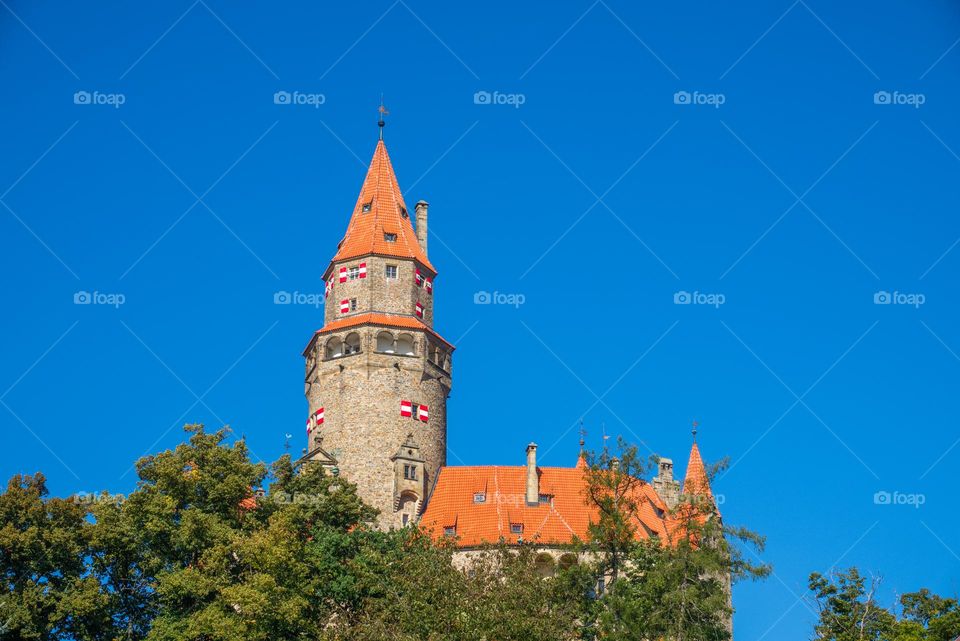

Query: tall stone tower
<box><xmin>301</xmin><ymin>137</ymin><xmax>453</xmax><ymax>529</ymax></box>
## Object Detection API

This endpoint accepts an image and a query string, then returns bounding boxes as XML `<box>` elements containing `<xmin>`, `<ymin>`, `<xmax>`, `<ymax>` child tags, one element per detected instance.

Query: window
<box><xmin>362</xmin><ymin>201</ymin><xmax>372</xmax><ymax>212</ymax></box>
<box><xmin>344</xmin><ymin>333</ymin><xmax>361</xmax><ymax>355</ymax></box>
<box><xmin>403</xmin><ymin>465</ymin><xmax>417</xmax><ymax>481</ymax></box>
<box><xmin>473</xmin><ymin>492</ymin><xmax>486</xmax><ymax>504</ymax></box>
<box><xmin>510</xmin><ymin>523</ymin><xmax>523</xmax><ymax>535</ymax></box>
<box><xmin>399</xmin><ymin>205</ymin><xmax>408</xmax><ymax>218</ymax></box>
<box><xmin>385</xmin><ymin>265</ymin><xmax>398</xmax><ymax>279</ymax></box>
<box><xmin>348</xmin><ymin>266</ymin><xmax>360</xmax><ymax>280</ymax></box>
<box><xmin>443</xmin><ymin>526</ymin><xmax>456</xmax><ymax>537</ymax></box>
<box><xmin>384</xmin><ymin>233</ymin><xmax>397</xmax><ymax>242</ymax></box>
<box><xmin>350</xmin><ymin>298</ymin><xmax>357</xmax><ymax>311</ymax></box>
<box><xmin>376</xmin><ymin>331</ymin><xmax>395</xmax><ymax>353</ymax></box>
<box><xmin>538</xmin><ymin>494</ymin><xmax>551</xmax><ymax>505</ymax></box>
<box><xmin>402</xmin><ymin>514</ymin><xmax>409</xmax><ymax>526</ymax></box>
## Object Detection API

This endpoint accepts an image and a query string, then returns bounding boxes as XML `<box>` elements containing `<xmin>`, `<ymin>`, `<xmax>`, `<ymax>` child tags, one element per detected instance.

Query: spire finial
<box><xmin>377</xmin><ymin>96</ymin><xmax>388</xmax><ymax>140</ymax></box>
<box><xmin>578</xmin><ymin>418</ymin><xmax>586</xmax><ymax>453</ymax></box>
<box><xmin>692</xmin><ymin>420</ymin><xmax>699</xmax><ymax>442</ymax></box>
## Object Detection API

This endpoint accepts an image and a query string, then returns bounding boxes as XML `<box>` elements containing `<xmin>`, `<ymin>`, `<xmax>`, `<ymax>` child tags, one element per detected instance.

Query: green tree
<box><xmin>583</xmin><ymin>440</ymin><xmax>770</xmax><ymax>641</ymax></box>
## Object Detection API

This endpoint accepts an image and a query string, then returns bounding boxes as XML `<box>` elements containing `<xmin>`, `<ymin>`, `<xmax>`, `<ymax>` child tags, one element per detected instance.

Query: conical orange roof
<box><xmin>327</xmin><ymin>140</ymin><xmax>434</xmax><ymax>274</ymax></box>
<box><xmin>682</xmin><ymin>442</ymin><xmax>712</xmax><ymax>498</ymax></box>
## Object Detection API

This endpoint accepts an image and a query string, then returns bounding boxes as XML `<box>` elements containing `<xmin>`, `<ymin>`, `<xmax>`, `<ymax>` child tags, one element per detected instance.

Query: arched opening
<box><xmin>396</xmin><ymin>333</ymin><xmax>414</xmax><ymax>356</ymax></box>
<box><xmin>376</xmin><ymin>331</ymin><xmax>395</xmax><ymax>354</ymax></box>
<box><xmin>325</xmin><ymin>336</ymin><xmax>343</xmax><ymax>359</ymax></box>
<box><xmin>535</xmin><ymin>553</ymin><xmax>556</xmax><ymax>578</ymax></box>
<box><xmin>344</xmin><ymin>332</ymin><xmax>361</xmax><ymax>355</ymax></box>
<box><xmin>397</xmin><ymin>491</ymin><xmax>420</xmax><ymax>527</ymax></box>
<box><xmin>558</xmin><ymin>553</ymin><xmax>578</xmax><ymax>571</ymax></box>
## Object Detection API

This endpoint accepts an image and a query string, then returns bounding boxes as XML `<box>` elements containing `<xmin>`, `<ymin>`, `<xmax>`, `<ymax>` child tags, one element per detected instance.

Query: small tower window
<box><xmin>399</xmin><ymin>205</ymin><xmax>408</xmax><ymax>218</ymax></box>
<box><xmin>510</xmin><ymin>523</ymin><xmax>523</xmax><ymax>535</ymax></box>
<box><xmin>473</xmin><ymin>492</ymin><xmax>486</xmax><ymax>504</ymax></box>
<box><xmin>403</xmin><ymin>464</ymin><xmax>417</xmax><ymax>481</ymax></box>
<box><xmin>362</xmin><ymin>201</ymin><xmax>372</xmax><ymax>212</ymax></box>
<box><xmin>348</xmin><ymin>266</ymin><xmax>360</xmax><ymax>280</ymax></box>
<box><xmin>538</xmin><ymin>494</ymin><xmax>551</xmax><ymax>505</ymax></box>
<box><xmin>350</xmin><ymin>298</ymin><xmax>357</xmax><ymax>311</ymax></box>
<box><xmin>385</xmin><ymin>265</ymin><xmax>398</xmax><ymax>279</ymax></box>
<box><xmin>384</xmin><ymin>233</ymin><xmax>397</xmax><ymax>242</ymax></box>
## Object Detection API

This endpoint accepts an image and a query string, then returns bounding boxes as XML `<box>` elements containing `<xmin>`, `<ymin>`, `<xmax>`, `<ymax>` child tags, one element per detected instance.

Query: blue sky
<box><xmin>2</xmin><ymin>1</ymin><xmax>959</xmax><ymax>637</ymax></box>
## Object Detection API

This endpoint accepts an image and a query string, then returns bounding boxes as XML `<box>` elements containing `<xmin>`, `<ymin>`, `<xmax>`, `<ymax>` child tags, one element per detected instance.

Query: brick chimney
<box><xmin>525</xmin><ymin>442</ymin><xmax>539</xmax><ymax>506</ymax></box>
<box><xmin>415</xmin><ymin>200</ymin><xmax>429</xmax><ymax>255</ymax></box>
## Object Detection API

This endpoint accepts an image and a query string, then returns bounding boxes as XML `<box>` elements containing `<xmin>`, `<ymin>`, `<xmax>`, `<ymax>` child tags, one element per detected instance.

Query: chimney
<box><xmin>415</xmin><ymin>200</ymin><xmax>429</xmax><ymax>255</ymax></box>
<box><xmin>525</xmin><ymin>442</ymin><xmax>539</xmax><ymax>505</ymax></box>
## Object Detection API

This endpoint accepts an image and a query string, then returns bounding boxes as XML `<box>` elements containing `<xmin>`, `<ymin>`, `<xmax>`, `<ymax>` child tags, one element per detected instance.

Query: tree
<box><xmin>582</xmin><ymin>439</ymin><xmax>770</xmax><ymax>641</ymax></box>
<box><xmin>809</xmin><ymin>569</ymin><xmax>960</xmax><ymax>641</ymax></box>
<box><xmin>0</xmin><ymin>473</ymin><xmax>109</xmax><ymax>641</ymax></box>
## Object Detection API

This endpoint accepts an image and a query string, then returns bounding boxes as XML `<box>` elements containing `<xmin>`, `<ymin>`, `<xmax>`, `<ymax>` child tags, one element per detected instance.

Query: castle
<box><xmin>298</xmin><ymin>131</ymin><xmax>715</xmax><ymax>554</ymax></box>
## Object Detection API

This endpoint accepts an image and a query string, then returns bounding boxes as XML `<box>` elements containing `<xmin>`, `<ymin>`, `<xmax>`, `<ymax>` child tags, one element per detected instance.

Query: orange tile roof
<box><xmin>682</xmin><ymin>442</ymin><xmax>712</xmax><ymax>499</ymax></box>
<box><xmin>302</xmin><ymin>312</ymin><xmax>454</xmax><ymax>355</ymax></box>
<box><xmin>326</xmin><ymin>140</ymin><xmax>434</xmax><ymax>276</ymax></box>
<box><xmin>420</xmin><ymin>463</ymin><xmax>673</xmax><ymax>548</ymax></box>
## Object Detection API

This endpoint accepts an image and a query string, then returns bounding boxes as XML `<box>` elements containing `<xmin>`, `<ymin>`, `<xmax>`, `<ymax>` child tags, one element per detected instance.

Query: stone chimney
<box><xmin>525</xmin><ymin>442</ymin><xmax>539</xmax><ymax>506</ymax></box>
<box><xmin>652</xmin><ymin>457</ymin><xmax>681</xmax><ymax>509</ymax></box>
<box><xmin>415</xmin><ymin>200</ymin><xmax>429</xmax><ymax>255</ymax></box>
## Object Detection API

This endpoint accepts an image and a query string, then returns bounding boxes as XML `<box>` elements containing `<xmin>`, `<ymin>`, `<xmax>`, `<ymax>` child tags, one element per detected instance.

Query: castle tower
<box><xmin>301</xmin><ymin>137</ymin><xmax>453</xmax><ymax>529</ymax></box>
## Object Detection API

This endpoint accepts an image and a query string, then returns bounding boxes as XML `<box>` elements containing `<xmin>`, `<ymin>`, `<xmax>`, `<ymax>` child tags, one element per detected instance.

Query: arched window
<box><xmin>344</xmin><ymin>333</ymin><xmax>361</xmax><ymax>355</ymax></box>
<box><xmin>535</xmin><ymin>553</ymin><xmax>556</xmax><ymax>578</ymax></box>
<box><xmin>396</xmin><ymin>333</ymin><xmax>414</xmax><ymax>356</ymax></box>
<box><xmin>558</xmin><ymin>553</ymin><xmax>578</xmax><ymax>571</ymax></box>
<box><xmin>325</xmin><ymin>337</ymin><xmax>343</xmax><ymax>359</ymax></box>
<box><xmin>376</xmin><ymin>331</ymin><xmax>395</xmax><ymax>353</ymax></box>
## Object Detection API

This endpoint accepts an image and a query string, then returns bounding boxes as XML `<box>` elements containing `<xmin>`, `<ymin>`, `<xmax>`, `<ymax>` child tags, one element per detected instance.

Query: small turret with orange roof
<box><xmin>682</xmin><ymin>421</ymin><xmax>719</xmax><ymax>516</ymax></box>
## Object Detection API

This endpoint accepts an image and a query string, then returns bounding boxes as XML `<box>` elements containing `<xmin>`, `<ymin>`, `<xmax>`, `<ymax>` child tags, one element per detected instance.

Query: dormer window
<box><xmin>362</xmin><ymin>201</ymin><xmax>372</xmax><ymax>213</ymax></box>
<box><xmin>443</xmin><ymin>526</ymin><xmax>456</xmax><ymax>537</ymax></box>
<box><xmin>510</xmin><ymin>523</ymin><xmax>523</xmax><ymax>535</ymax></box>
<box><xmin>384</xmin><ymin>233</ymin><xmax>397</xmax><ymax>242</ymax></box>
<box><xmin>399</xmin><ymin>205</ymin><xmax>408</xmax><ymax>218</ymax></box>
<box><xmin>538</xmin><ymin>494</ymin><xmax>551</xmax><ymax>505</ymax></box>
<box><xmin>473</xmin><ymin>492</ymin><xmax>486</xmax><ymax>504</ymax></box>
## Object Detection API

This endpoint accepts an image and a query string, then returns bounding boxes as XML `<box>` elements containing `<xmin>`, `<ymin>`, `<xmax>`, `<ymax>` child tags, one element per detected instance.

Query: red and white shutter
<box><xmin>400</xmin><ymin>400</ymin><xmax>413</xmax><ymax>417</ymax></box>
<box><xmin>314</xmin><ymin>407</ymin><xmax>324</xmax><ymax>425</ymax></box>
<box><xmin>340</xmin><ymin>299</ymin><xmax>350</xmax><ymax>314</ymax></box>
<box><xmin>415</xmin><ymin>302</ymin><xmax>423</xmax><ymax>318</ymax></box>
<box><xmin>358</xmin><ymin>262</ymin><xmax>367</xmax><ymax>279</ymax></box>
<box><xmin>324</xmin><ymin>277</ymin><xmax>332</xmax><ymax>298</ymax></box>
<box><xmin>425</xmin><ymin>278</ymin><xmax>433</xmax><ymax>294</ymax></box>
<box><xmin>417</xmin><ymin>404</ymin><xmax>429</xmax><ymax>422</ymax></box>
<box><xmin>339</xmin><ymin>267</ymin><xmax>347</xmax><ymax>283</ymax></box>
<box><xmin>306</xmin><ymin>414</ymin><xmax>314</xmax><ymax>434</ymax></box>
<box><xmin>415</xmin><ymin>268</ymin><xmax>422</xmax><ymax>286</ymax></box>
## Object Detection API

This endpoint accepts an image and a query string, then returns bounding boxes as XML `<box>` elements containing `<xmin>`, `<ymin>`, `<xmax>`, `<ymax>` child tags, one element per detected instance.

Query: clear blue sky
<box><xmin>2</xmin><ymin>1</ymin><xmax>959</xmax><ymax>637</ymax></box>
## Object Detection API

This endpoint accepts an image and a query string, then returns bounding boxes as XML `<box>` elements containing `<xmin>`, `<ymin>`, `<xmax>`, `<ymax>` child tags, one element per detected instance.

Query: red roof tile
<box><xmin>420</xmin><ymin>463</ymin><xmax>673</xmax><ymax>548</ymax></box>
<box><xmin>327</xmin><ymin>140</ymin><xmax>434</xmax><ymax>275</ymax></box>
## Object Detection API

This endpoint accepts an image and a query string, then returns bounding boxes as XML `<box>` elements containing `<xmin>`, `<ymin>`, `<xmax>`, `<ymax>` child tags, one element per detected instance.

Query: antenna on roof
<box><xmin>378</xmin><ymin>95</ymin><xmax>388</xmax><ymax>140</ymax></box>
<box><xmin>691</xmin><ymin>420</ymin><xmax>699</xmax><ymax>443</ymax></box>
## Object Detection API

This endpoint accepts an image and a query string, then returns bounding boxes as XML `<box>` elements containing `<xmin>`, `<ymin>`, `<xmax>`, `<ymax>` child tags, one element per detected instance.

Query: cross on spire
<box><xmin>378</xmin><ymin>96</ymin><xmax>388</xmax><ymax>140</ymax></box>
<box><xmin>692</xmin><ymin>420</ymin><xmax>699</xmax><ymax>442</ymax></box>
